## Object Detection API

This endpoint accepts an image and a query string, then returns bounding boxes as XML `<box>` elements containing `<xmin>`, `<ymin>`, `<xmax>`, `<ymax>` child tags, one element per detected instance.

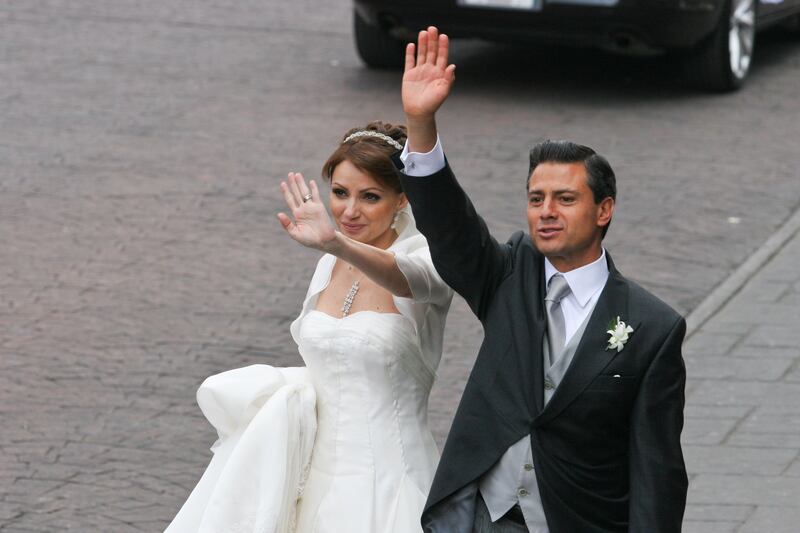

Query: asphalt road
<box><xmin>1</xmin><ymin>1</ymin><xmax>799</xmax><ymax>530</ymax></box>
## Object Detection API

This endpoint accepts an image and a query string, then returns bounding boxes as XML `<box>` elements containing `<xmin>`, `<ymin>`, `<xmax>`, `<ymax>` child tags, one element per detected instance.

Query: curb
<box><xmin>684</xmin><ymin>206</ymin><xmax>800</xmax><ymax>338</ymax></box>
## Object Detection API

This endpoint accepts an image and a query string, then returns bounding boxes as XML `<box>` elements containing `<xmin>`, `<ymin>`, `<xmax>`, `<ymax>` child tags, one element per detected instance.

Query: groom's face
<box><xmin>527</xmin><ymin>162</ymin><xmax>614</xmax><ymax>272</ymax></box>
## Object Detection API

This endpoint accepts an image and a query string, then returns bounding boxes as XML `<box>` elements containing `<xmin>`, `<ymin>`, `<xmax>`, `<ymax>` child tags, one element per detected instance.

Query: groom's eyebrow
<box><xmin>528</xmin><ymin>187</ymin><xmax>580</xmax><ymax>195</ymax></box>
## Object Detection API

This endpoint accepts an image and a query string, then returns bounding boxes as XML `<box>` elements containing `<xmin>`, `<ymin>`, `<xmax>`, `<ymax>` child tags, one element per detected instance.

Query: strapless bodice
<box><xmin>297</xmin><ymin>310</ymin><xmax>438</xmax><ymax>480</ymax></box>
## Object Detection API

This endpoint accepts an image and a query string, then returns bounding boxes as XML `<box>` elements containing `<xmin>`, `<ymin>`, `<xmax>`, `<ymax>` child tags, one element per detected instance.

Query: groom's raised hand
<box><xmin>402</xmin><ymin>27</ymin><xmax>456</xmax><ymax>153</ymax></box>
<box><xmin>402</xmin><ymin>27</ymin><xmax>456</xmax><ymax>118</ymax></box>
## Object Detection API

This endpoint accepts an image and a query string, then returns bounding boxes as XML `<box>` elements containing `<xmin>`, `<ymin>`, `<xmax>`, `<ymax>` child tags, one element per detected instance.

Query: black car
<box><xmin>353</xmin><ymin>0</ymin><xmax>800</xmax><ymax>91</ymax></box>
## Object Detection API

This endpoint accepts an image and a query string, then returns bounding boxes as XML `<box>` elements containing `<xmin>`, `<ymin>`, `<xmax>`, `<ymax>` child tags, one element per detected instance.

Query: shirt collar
<box><xmin>544</xmin><ymin>249</ymin><xmax>609</xmax><ymax>308</ymax></box>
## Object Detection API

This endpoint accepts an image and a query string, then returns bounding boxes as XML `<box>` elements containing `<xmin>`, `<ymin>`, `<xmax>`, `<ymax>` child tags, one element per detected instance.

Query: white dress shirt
<box><xmin>401</xmin><ymin>139</ymin><xmax>610</xmax><ymax>531</ymax></box>
<box><xmin>400</xmin><ymin>136</ymin><xmax>446</xmax><ymax>177</ymax></box>
<box><xmin>543</xmin><ymin>252</ymin><xmax>609</xmax><ymax>347</ymax></box>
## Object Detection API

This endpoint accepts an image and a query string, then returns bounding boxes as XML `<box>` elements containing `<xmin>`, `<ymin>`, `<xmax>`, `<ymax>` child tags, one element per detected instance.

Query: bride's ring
<box><xmin>302</xmin><ymin>193</ymin><xmax>313</xmax><ymax>203</ymax></box>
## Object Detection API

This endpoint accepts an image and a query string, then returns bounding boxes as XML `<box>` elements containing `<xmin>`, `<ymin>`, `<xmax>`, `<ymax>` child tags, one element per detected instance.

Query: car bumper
<box><xmin>354</xmin><ymin>0</ymin><xmax>724</xmax><ymax>53</ymax></box>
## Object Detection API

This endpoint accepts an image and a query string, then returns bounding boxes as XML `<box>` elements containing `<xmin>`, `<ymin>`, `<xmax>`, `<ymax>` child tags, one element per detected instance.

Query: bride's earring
<box><xmin>390</xmin><ymin>211</ymin><xmax>400</xmax><ymax>230</ymax></box>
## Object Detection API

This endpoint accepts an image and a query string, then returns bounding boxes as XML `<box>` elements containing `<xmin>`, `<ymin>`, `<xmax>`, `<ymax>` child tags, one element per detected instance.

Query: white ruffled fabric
<box><xmin>166</xmin><ymin>365</ymin><xmax>316</xmax><ymax>533</ymax></box>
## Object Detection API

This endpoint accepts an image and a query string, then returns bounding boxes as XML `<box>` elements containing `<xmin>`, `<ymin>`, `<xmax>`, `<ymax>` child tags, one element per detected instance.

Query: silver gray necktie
<box><xmin>545</xmin><ymin>274</ymin><xmax>572</xmax><ymax>363</ymax></box>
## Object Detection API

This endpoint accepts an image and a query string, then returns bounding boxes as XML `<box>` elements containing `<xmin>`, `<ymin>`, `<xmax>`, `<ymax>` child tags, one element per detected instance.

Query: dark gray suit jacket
<box><xmin>400</xmin><ymin>162</ymin><xmax>688</xmax><ymax>533</ymax></box>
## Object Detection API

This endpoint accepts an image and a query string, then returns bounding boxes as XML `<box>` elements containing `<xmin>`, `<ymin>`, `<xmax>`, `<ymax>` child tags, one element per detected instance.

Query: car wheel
<box><xmin>684</xmin><ymin>0</ymin><xmax>756</xmax><ymax>91</ymax></box>
<box><xmin>353</xmin><ymin>9</ymin><xmax>405</xmax><ymax>69</ymax></box>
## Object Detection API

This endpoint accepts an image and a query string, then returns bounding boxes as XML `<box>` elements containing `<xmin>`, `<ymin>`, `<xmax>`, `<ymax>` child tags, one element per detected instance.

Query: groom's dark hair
<box><xmin>527</xmin><ymin>140</ymin><xmax>616</xmax><ymax>238</ymax></box>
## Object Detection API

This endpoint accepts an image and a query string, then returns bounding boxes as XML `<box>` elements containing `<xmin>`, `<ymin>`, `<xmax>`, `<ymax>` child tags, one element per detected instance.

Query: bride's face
<box><xmin>329</xmin><ymin>159</ymin><xmax>407</xmax><ymax>250</ymax></box>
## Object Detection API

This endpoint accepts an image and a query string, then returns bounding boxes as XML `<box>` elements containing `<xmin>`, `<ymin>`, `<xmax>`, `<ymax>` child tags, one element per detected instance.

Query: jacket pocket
<box><xmin>584</xmin><ymin>374</ymin><xmax>637</xmax><ymax>393</ymax></box>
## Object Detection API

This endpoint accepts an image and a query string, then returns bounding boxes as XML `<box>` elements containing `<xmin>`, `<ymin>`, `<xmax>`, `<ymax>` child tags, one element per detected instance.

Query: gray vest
<box><xmin>478</xmin><ymin>307</ymin><xmax>595</xmax><ymax>532</ymax></box>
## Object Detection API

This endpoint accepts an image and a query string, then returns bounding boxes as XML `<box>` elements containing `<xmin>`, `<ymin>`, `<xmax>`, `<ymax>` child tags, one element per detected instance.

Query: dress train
<box><xmin>166</xmin><ymin>365</ymin><xmax>316</xmax><ymax>533</ymax></box>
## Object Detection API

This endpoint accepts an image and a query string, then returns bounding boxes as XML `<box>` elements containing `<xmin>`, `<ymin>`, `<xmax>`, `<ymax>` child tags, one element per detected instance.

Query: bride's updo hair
<box><xmin>322</xmin><ymin>121</ymin><xmax>407</xmax><ymax>193</ymax></box>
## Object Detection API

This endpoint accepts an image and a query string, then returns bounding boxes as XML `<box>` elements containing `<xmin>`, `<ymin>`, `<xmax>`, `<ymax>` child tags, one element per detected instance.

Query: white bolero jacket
<box><xmin>290</xmin><ymin>206</ymin><xmax>454</xmax><ymax>377</ymax></box>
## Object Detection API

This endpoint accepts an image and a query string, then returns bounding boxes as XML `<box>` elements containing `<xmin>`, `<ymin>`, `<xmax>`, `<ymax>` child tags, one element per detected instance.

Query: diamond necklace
<box><xmin>341</xmin><ymin>279</ymin><xmax>360</xmax><ymax>317</ymax></box>
<box><xmin>341</xmin><ymin>266</ymin><xmax>365</xmax><ymax>317</ymax></box>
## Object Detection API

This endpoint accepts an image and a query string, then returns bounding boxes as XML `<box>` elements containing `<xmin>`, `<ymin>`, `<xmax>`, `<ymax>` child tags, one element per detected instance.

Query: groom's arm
<box><xmin>628</xmin><ymin>316</ymin><xmax>689</xmax><ymax>532</ymax></box>
<box><xmin>400</xmin><ymin>27</ymin><xmax>512</xmax><ymax>320</ymax></box>
<box><xmin>400</xmin><ymin>144</ymin><xmax>513</xmax><ymax>320</ymax></box>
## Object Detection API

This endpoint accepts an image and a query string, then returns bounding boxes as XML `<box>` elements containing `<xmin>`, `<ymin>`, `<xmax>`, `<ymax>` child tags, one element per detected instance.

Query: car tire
<box><xmin>683</xmin><ymin>0</ymin><xmax>756</xmax><ymax>91</ymax></box>
<box><xmin>353</xmin><ymin>9</ymin><xmax>405</xmax><ymax>69</ymax></box>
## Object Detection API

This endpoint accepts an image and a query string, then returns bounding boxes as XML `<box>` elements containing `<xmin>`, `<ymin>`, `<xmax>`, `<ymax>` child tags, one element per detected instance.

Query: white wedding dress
<box><xmin>166</xmin><ymin>210</ymin><xmax>453</xmax><ymax>533</ymax></box>
<box><xmin>293</xmin><ymin>309</ymin><xmax>439</xmax><ymax>532</ymax></box>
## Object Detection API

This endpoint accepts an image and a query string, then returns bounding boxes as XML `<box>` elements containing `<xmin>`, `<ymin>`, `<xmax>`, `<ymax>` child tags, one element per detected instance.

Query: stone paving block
<box><xmin>714</xmin><ymin>302</ymin><xmax>800</xmax><ymax>327</ymax></box>
<box><xmin>727</xmin><ymin>432</ymin><xmax>800</xmax><ymax>448</ymax></box>
<box><xmin>690</xmin><ymin>474</ymin><xmax>800</xmax><ymax>506</ymax></box>
<box><xmin>687</xmin><ymin>380</ymin><xmax>800</xmax><ymax>407</ymax></box>
<box><xmin>22</xmin><ymin>510</ymin><xmax>144</xmax><ymax>533</ymax></box>
<box><xmin>785</xmin><ymin>363</ymin><xmax>800</xmax><ymax>383</ymax></box>
<box><xmin>693</xmin><ymin>320</ymin><xmax>752</xmax><ymax>335</ymax></box>
<box><xmin>0</xmin><ymin>525</ymin><xmax>47</xmax><ymax>533</ymax></box>
<box><xmin>742</xmin><ymin>324</ymin><xmax>800</xmax><ymax>348</ymax></box>
<box><xmin>737</xmin><ymin>405</ymin><xmax>800</xmax><ymax>434</ymax></box>
<box><xmin>0</xmin><ymin>444</ymin><xmax>57</xmax><ymax>467</ymax></box>
<box><xmin>729</xmin><ymin>345</ymin><xmax>799</xmax><ymax>360</ymax></box>
<box><xmin>684</xmin><ymin>405</ymin><xmax>753</xmax><ymax>419</ymax></box>
<box><xmin>3</xmin><ymin>478</ymin><xmax>64</xmax><ymax>501</ymax></box>
<box><xmin>683</xmin><ymin>503</ymin><xmax>753</xmax><ymax>522</ymax></box>
<box><xmin>682</xmin><ymin>417</ymin><xmax>741</xmax><ymax>446</ymax></box>
<box><xmin>760</xmin><ymin>263</ymin><xmax>800</xmax><ymax>283</ymax></box>
<box><xmin>685</xmin><ymin>355</ymin><xmax>793</xmax><ymax>381</ymax></box>
<box><xmin>29</xmin><ymin>463</ymin><xmax>81</xmax><ymax>482</ymax></box>
<box><xmin>739</xmin><ymin>506</ymin><xmax>800</xmax><ymax>533</ymax></box>
<box><xmin>734</xmin><ymin>280</ymin><xmax>792</xmax><ymax>304</ymax></box>
<box><xmin>0</xmin><ymin>502</ymin><xmax>24</xmax><ymax>522</ymax></box>
<box><xmin>682</xmin><ymin>521</ymin><xmax>740</xmax><ymax>533</ymax></box>
<box><xmin>684</xmin><ymin>331</ymin><xmax>744</xmax><ymax>356</ymax></box>
<box><xmin>779</xmin><ymin>290</ymin><xmax>800</xmax><ymax>306</ymax></box>
<box><xmin>684</xmin><ymin>445</ymin><xmax>797</xmax><ymax>475</ymax></box>
<box><xmin>785</xmin><ymin>459</ymin><xmax>800</xmax><ymax>477</ymax></box>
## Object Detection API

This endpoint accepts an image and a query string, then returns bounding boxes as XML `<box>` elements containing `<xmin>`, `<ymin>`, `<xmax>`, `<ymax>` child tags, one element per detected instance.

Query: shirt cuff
<box><xmin>400</xmin><ymin>136</ymin><xmax>446</xmax><ymax>177</ymax></box>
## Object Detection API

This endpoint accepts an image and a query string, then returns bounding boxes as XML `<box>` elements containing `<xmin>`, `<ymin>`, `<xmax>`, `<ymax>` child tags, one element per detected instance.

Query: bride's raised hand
<box><xmin>402</xmin><ymin>26</ymin><xmax>456</xmax><ymax>119</ymax></box>
<box><xmin>277</xmin><ymin>172</ymin><xmax>337</xmax><ymax>251</ymax></box>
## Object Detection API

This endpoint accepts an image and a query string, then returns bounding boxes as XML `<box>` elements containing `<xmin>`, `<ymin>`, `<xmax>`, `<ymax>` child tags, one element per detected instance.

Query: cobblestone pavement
<box><xmin>682</xmin><ymin>212</ymin><xmax>800</xmax><ymax>533</ymax></box>
<box><xmin>1</xmin><ymin>1</ymin><xmax>799</xmax><ymax>531</ymax></box>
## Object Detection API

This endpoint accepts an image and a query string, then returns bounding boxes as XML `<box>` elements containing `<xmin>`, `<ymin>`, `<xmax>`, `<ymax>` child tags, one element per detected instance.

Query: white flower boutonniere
<box><xmin>606</xmin><ymin>316</ymin><xmax>634</xmax><ymax>352</ymax></box>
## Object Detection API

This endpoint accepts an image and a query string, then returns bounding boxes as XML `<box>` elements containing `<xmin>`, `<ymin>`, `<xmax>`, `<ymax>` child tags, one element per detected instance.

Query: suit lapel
<box><xmin>534</xmin><ymin>255</ymin><xmax>634</xmax><ymax>426</ymax></box>
<box><xmin>525</xmin><ymin>248</ymin><xmax>547</xmax><ymax>417</ymax></box>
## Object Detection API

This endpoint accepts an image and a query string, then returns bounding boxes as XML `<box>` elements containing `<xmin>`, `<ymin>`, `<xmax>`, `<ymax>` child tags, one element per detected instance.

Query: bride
<box><xmin>166</xmin><ymin>122</ymin><xmax>453</xmax><ymax>533</ymax></box>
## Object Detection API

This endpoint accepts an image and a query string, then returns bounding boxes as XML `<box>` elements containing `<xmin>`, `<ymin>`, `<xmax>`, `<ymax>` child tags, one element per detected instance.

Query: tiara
<box><xmin>343</xmin><ymin>130</ymin><xmax>404</xmax><ymax>151</ymax></box>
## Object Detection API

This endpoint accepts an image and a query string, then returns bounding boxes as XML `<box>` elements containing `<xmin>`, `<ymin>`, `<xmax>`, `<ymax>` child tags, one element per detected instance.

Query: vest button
<box><xmin>518</xmin><ymin>488</ymin><xmax>528</xmax><ymax>497</ymax></box>
<box><xmin>524</xmin><ymin>463</ymin><xmax>534</xmax><ymax>471</ymax></box>
<box><xmin>544</xmin><ymin>378</ymin><xmax>555</xmax><ymax>390</ymax></box>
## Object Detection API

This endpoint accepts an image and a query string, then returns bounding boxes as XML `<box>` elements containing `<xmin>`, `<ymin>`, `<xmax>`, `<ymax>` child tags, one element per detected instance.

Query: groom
<box><xmin>398</xmin><ymin>28</ymin><xmax>688</xmax><ymax>532</ymax></box>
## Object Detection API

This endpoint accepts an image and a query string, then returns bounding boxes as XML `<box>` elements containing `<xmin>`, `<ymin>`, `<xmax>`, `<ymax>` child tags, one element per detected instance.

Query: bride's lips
<box><xmin>340</xmin><ymin>222</ymin><xmax>366</xmax><ymax>234</ymax></box>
